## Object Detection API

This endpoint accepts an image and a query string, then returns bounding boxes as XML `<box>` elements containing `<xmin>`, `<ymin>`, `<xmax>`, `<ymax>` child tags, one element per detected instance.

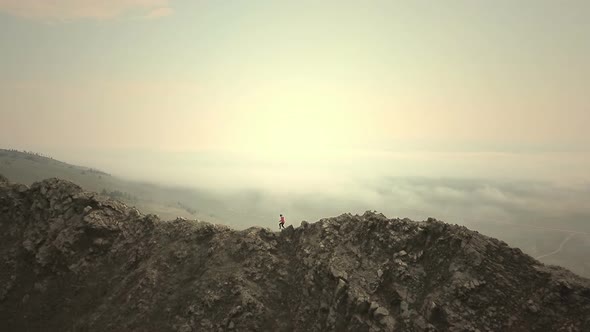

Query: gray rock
<box><xmin>374</xmin><ymin>306</ymin><xmax>390</xmax><ymax>319</ymax></box>
<box><xmin>1</xmin><ymin>178</ymin><xmax>589</xmax><ymax>332</ymax></box>
<box><xmin>178</xmin><ymin>324</ymin><xmax>192</xmax><ymax>332</ymax></box>
<box><xmin>369</xmin><ymin>301</ymin><xmax>380</xmax><ymax>314</ymax></box>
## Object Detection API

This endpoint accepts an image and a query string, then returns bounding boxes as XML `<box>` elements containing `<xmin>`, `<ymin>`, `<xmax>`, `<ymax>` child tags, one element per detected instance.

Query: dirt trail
<box><xmin>536</xmin><ymin>233</ymin><xmax>576</xmax><ymax>260</ymax></box>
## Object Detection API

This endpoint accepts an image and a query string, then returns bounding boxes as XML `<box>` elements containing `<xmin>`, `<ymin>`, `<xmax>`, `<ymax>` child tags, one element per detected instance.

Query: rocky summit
<box><xmin>1</xmin><ymin>176</ymin><xmax>589</xmax><ymax>332</ymax></box>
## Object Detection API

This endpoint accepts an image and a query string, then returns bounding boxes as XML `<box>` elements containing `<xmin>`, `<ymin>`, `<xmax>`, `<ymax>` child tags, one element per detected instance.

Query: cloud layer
<box><xmin>0</xmin><ymin>0</ymin><xmax>172</xmax><ymax>20</ymax></box>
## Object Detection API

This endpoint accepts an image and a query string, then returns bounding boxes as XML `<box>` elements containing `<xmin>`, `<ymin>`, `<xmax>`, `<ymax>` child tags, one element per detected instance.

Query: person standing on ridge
<box><xmin>279</xmin><ymin>214</ymin><xmax>286</xmax><ymax>230</ymax></box>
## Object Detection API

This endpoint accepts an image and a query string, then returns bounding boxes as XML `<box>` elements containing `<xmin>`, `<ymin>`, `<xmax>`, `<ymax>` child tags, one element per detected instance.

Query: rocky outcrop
<box><xmin>1</xmin><ymin>177</ymin><xmax>589</xmax><ymax>331</ymax></box>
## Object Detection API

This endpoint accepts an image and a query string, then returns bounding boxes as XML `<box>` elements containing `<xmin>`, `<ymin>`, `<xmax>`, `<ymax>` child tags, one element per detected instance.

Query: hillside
<box><xmin>1</xmin><ymin>176</ymin><xmax>589</xmax><ymax>331</ymax></box>
<box><xmin>0</xmin><ymin>149</ymin><xmax>229</xmax><ymax>224</ymax></box>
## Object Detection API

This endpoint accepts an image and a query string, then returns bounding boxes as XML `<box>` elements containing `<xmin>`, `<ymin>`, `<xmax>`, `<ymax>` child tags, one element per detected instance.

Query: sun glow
<box><xmin>230</xmin><ymin>80</ymin><xmax>370</xmax><ymax>160</ymax></box>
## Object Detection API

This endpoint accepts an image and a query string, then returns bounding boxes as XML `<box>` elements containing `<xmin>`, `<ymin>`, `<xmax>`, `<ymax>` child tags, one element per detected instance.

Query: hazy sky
<box><xmin>1</xmin><ymin>0</ymin><xmax>589</xmax><ymax>188</ymax></box>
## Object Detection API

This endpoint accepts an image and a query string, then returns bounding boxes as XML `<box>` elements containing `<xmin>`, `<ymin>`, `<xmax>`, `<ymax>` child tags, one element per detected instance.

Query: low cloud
<box><xmin>0</xmin><ymin>0</ymin><xmax>172</xmax><ymax>21</ymax></box>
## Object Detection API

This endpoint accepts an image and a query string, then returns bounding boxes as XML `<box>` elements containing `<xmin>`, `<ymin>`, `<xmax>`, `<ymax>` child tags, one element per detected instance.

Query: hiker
<box><xmin>279</xmin><ymin>214</ymin><xmax>285</xmax><ymax>230</ymax></box>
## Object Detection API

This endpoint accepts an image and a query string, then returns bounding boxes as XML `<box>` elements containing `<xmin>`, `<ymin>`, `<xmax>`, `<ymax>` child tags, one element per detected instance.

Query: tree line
<box><xmin>1</xmin><ymin>149</ymin><xmax>54</xmax><ymax>160</ymax></box>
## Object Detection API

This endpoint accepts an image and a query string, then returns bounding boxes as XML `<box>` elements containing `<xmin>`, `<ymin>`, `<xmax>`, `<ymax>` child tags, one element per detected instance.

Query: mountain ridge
<box><xmin>1</xmin><ymin>176</ymin><xmax>589</xmax><ymax>331</ymax></box>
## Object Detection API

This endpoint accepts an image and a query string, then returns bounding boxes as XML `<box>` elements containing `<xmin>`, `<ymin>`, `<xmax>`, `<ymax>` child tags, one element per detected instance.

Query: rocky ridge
<box><xmin>1</xmin><ymin>176</ymin><xmax>589</xmax><ymax>331</ymax></box>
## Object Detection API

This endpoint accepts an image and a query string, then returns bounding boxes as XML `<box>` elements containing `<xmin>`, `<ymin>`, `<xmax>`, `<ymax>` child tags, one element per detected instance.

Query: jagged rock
<box><xmin>373</xmin><ymin>306</ymin><xmax>389</xmax><ymax>319</ymax></box>
<box><xmin>178</xmin><ymin>324</ymin><xmax>191</xmax><ymax>332</ymax></box>
<box><xmin>526</xmin><ymin>299</ymin><xmax>539</xmax><ymax>313</ymax></box>
<box><xmin>0</xmin><ymin>177</ymin><xmax>589</xmax><ymax>332</ymax></box>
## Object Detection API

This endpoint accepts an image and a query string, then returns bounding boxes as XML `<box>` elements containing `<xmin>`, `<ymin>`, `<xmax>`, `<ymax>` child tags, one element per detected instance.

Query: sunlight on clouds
<box><xmin>228</xmin><ymin>80</ymin><xmax>372</xmax><ymax>161</ymax></box>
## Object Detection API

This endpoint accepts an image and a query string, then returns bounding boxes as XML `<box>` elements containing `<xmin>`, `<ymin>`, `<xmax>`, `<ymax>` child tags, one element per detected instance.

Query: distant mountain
<box><xmin>0</xmin><ymin>149</ymin><xmax>109</xmax><ymax>184</ymax></box>
<box><xmin>1</xmin><ymin>177</ymin><xmax>589</xmax><ymax>331</ymax></box>
<box><xmin>0</xmin><ymin>149</ymin><xmax>223</xmax><ymax>223</ymax></box>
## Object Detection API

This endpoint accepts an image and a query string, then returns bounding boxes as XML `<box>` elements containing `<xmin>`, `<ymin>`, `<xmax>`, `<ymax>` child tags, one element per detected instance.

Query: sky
<box><xmin>1</xmin><ymin>0</ymin><xmax>589</xmax><ymax>190</ymax></box>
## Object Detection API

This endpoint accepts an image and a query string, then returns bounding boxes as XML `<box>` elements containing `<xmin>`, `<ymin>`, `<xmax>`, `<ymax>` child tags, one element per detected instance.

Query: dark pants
<box><xmin>279</xmin><ymin>222</ymin><xmax>285</xmax><ymax>229</ymax></box>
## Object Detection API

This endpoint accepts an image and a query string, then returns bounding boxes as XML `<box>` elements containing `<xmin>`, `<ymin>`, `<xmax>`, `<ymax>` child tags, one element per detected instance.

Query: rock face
<box><xmin>1</xmin><ymin>177</ymin><xmax>590</xmax><ymax>332</ymax></box>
